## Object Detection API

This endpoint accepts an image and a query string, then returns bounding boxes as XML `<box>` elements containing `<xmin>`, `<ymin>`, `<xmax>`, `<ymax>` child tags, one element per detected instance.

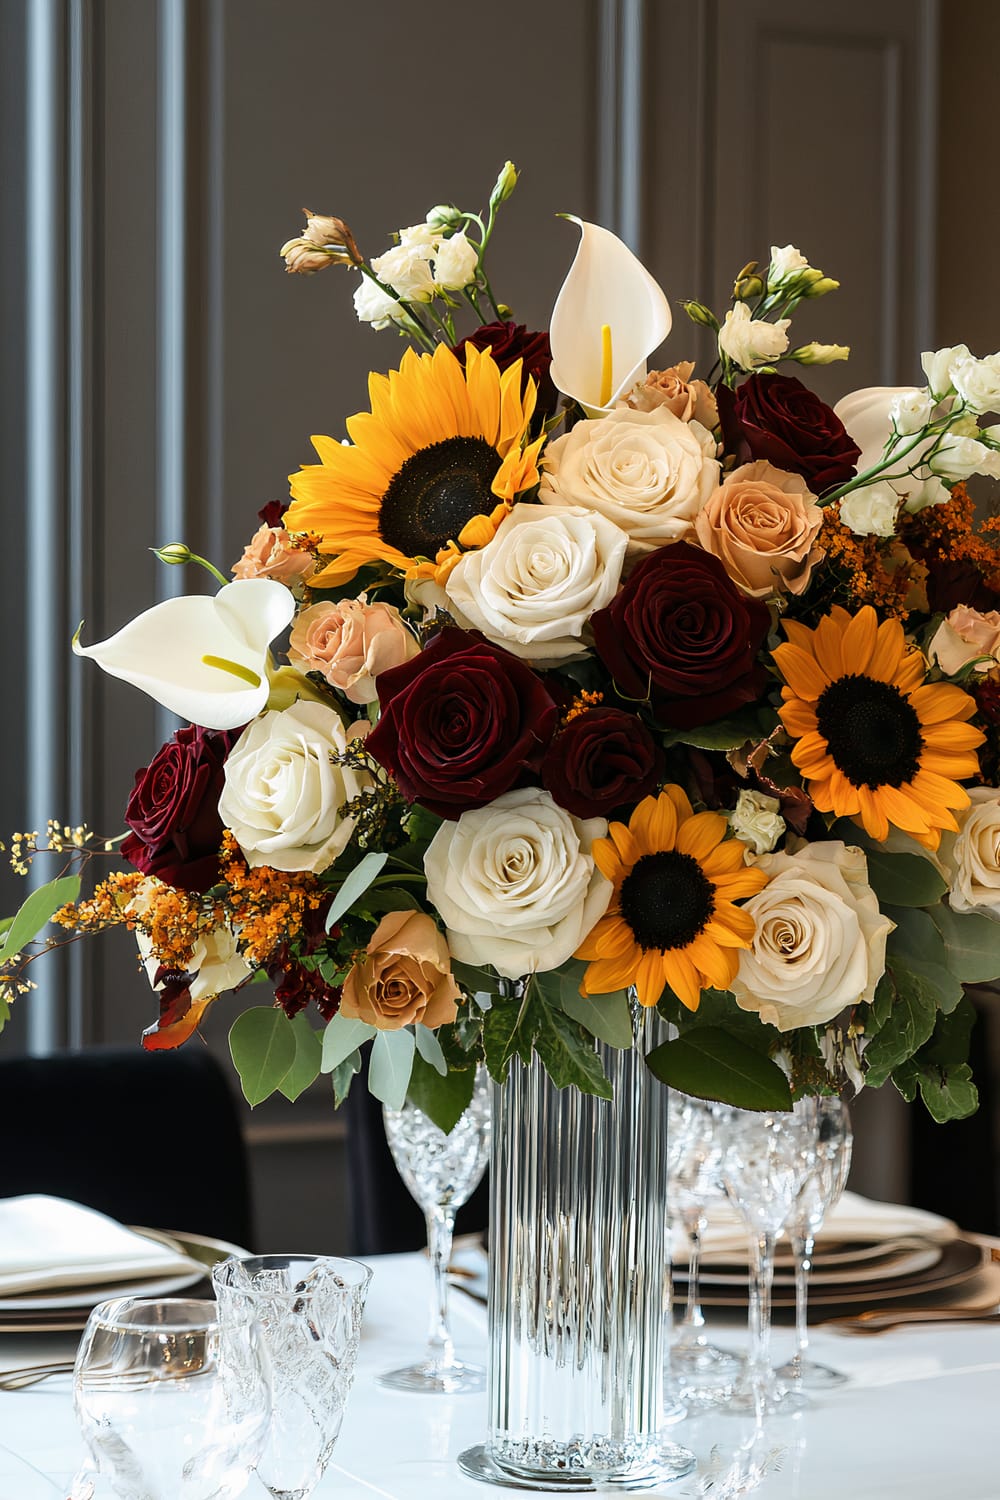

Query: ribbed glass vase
<box><xmin>459</xmin><ymin>1004</ymin><xmax>693</xmax><ymax>1492</ymax></box>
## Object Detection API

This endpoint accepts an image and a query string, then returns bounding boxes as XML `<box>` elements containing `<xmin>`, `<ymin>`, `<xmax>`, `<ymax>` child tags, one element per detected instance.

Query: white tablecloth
<box><xmin>0</xmin><ymin>1251</ymin><xmax>998</xmax><ymax>1498</ymax></box>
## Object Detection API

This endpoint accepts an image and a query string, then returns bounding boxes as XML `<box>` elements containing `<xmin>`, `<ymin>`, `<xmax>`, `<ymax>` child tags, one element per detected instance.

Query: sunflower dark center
<box><xmin>378</xmin><ymin>435</ymin><xmax>500</xmax><ymax>558</ymax></box>
<box><xmin>815</xmin><ymin>673</ymin><xmax>923</xmax><ymax>789</ymax></box>
<box><xmin>619</xmin><ymin>850</ymin><xmax>716</xmax><ymax>952</ymax></box>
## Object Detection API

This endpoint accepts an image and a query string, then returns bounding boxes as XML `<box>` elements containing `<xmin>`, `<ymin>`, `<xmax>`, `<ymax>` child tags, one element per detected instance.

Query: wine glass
<box><xmin>776</xmin><ymin>1095</ymin><xmax>853</xmax><ymax>1392</ymax></box>
<box><xmin>71</xmin><ymin>1296</ymin><xmax>270</xmax><ymax>1500</ymax></box>
<box><xmin>378</xmin><ymin>1064</ymin><xmax>491</xmax><ymax>1393</ymax></box>
<box><xmin>212</xmin><ymin>1254</ymin><xmax>372</xmax><ymax>1500</ymax></box>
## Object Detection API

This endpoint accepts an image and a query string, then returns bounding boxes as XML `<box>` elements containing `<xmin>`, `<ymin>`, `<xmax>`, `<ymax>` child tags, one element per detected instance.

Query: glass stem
<box><xmin>792</xmin><ymin>1227</ymin><xmax>814</xmax><ymax>1376</ymax></box>
<box><xmin>425</xmin><ymin>1204</ymin><xmax>456</xmax><ymax>1370</ymax></box>
<box><xmin>747</xmin><ymin>1228</ymin><xmax>776</xmax><ymax>1418</ymax></box>
<box><xmin>676</xmin><ymin>1212</ymin><xmax>706</xmax><ymax>1347</ymax></box>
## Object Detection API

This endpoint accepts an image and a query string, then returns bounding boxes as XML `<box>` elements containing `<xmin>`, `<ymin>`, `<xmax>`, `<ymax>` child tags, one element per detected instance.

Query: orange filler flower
<box><xmin>774</xmin><ymin>604</ymin><xmax>984</xmax><ymax>850</ymax></box>
<box><xmin>576</xmin><ymin>787</ymin><xmax>768</xmax><ymax>1011</ymax></box>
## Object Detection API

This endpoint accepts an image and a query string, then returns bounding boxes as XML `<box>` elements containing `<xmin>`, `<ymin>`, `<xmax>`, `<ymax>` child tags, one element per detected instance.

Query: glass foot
<box><xmin>457</xmin><ymin>1441</ymin><xmax>696</xmax><ymax>1491</ymax></box>
<box><xmin>721</xmin><ymin>1372</ymin><xmax>806</xmax><ymax>1417</ymax></box>
<box><xmin>377</xmin><ymin>1357</ymin><xmax>486</xmax><ymax>1394</ymax></box>
<box><xmin>775</xmin><ymin>1356</ymin><xmax>849</xmax><ymax>1390</ymax></box>
<box><xmin>668</xmin><ymin>1339</ymin><xmax>744</xmax><ymax>1405</ymax></box>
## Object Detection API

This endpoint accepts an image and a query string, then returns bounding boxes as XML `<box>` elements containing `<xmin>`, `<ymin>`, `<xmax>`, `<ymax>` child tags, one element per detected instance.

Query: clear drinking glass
<box><xmin>71</xmin><ymin>1296</ymin><xmax>269</xmax><ymax>1500</ymax></box>
<box><xmin>776</xmin><ymin>1095</ymin><xmax>853</xmax><ymax>1392</ymax></box>
<box><xmin>379</xmin><ymin>1063</ymin><xmax>491</xmax><ymax>1393</ymax></box>
<box><xmin>212</xmin><ymin>1254</ymin><xmax>372</xmax><ymax>1500</ymax></box>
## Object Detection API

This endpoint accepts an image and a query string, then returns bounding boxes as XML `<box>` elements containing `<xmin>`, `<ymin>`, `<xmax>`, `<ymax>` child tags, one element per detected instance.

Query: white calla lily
<box><xmin>73</xmin><ymin>578</ymin><xmax>296</xmax><ymax>730</ymax></box>
<box><xmin>549</xmin><ymin>217</ymin><xmax>672</xmax><ymax>415</ymax></box>
<box><xmin>834</xmin><ymin>386</ymin><xmax>923</xmax><ymax>470</ymax></box>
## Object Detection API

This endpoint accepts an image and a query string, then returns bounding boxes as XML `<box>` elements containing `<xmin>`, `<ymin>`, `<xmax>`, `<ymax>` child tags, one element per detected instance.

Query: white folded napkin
<box><xmin>0</xmin><ymin>1194</ymin><xmax>203</xmax><ymax>1296</ymax></box>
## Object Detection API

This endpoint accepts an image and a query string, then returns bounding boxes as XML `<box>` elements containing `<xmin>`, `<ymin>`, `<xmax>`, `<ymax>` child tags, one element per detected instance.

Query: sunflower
<box><xmin>284</xmin><ymin>343</ymin><xmax>544</xmax><ymax>587</ymax></box>
<box><xmin>774</xmin><ymin>604</ymin><xmax>984</xmax><ymax>850</ymax></box>
<box><xmin>576</xmin><ymin>787</ymin><xmax>769</xmax><ymax>1011</ymax></box>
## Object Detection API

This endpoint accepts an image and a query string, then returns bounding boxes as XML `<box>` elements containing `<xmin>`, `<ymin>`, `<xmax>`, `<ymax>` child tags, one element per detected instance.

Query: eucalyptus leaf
<box><xmin>325</xmin><ymin>851</ymin><xmax>389</xmax><ymax>930</ymax></box>
<box><xmin>559</xmin><ymin>988</ymin><xmax>634</xmax><ymax>1050</ymax></box>
<box><xmin>930</xmin><ymin>904</ymin><xmax>1000</xmax><ymax>983</ymax></box>
<box><xmin>864</xmin><ymin>850</ymin><xmax>947</xmax><ymax>908</ymax></box>
<box><xmin>277</xmin><ymin>1011</ymin><xmax>324</xmax><ymax>1102</ymax></box>
<box><xmin>0</xmin><ymin>994</ymin><xmax>9</xmax><ymax>1034</ymax></box>
<box><xmin>330</xmin><ymin>1048</ymin><xmax>362</xmax><ymax>1107</ymax></box>
<box><xmin>229</xmin><ymin>1007</ymin><xmax>298</xmax><ymax>1107</ymax></box>
<box><xmin>407</xmin><ymin>1051</ymin><xmax>476</xmax><ymax>1133</ymax></box>
<box><xmin>321</xmin><ymin>1013</ymin><xmax>377</xmax><ymax>1073</ymax></box>
<box><xmin>413</xmin><ymin>1022</ymin><xmax>448</xmax><ymax>1076</ymax></box>
<box><xmin>645</xmin><ymin>1027</ymin><xmax>793</xmax><ymax>1111</ymax></box>
<box><xmin>0</xmin><ymin>874</ymin><xmax>81</xmax><ymax>964</ymax></box>
<box><xmin>368</xmin><ymin>1027</ymin><xmax>416</xmax><ymax>1110</ymax></box>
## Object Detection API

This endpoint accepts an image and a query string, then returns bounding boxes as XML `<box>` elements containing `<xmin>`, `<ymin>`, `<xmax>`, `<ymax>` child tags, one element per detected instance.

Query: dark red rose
<box><xmin>718</xmin><ymin>374</ymin><xmax>861</xmax><ymax>494</ymax></box>
<box><xmin>122</xmin><ymin>725</ymin><xmax>237</xmax><ymax>892</ymax></box>
<box><xmin>452</xmin><ymin>320</ymin><xmax>558</xmax><ymax>418</ymax></box>
<box><xmin>542</xmin><ymin>707</ymin><xmax>663</xmax><ymax>818</ymax></box>
<box><xmin>257</xmin><ymin>498</ymin><xmax>289</xmax><ymax>527</ymax></box>
<box><xmin>591</xmin><ymin>542</ymin><xmax>770</xmax><ymax>729</ymax></box>
<box><xmin>366</xmin><ymin>627</ymin><xmax>557</xmax><ymax>817</ymax></box>
<box><xmin>267</xmin><ymin>903</ymin><xmax>342</xmax><ymax>1021</ymax></box>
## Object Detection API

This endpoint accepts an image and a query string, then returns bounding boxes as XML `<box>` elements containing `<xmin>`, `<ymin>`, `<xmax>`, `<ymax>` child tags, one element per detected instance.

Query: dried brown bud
<box><xmin>279</xmin><ymin>237</ymin><xmax>339</xmax><ymax>275</ymax></box>
<box><xmin>301</xmin><ymin>210</ymin><xmax>362</xmax><ymax>264</ymax></box>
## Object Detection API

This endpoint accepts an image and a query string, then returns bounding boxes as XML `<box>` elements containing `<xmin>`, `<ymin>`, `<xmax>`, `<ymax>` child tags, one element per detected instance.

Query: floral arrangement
<box><xmin>5</xmin><ymin>161</ymin><xmax>1000</xmax><ymax>1128</ymax></box>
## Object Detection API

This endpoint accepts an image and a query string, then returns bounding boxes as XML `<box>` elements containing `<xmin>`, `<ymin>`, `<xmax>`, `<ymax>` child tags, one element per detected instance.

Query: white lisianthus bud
<box><xmin>949</xmin><ymin>353</ymin><xmax>1000</xmax><ymax>416</ymax></box>
<box><xmin>432</xmin><ymin>231</ymin><xmax>479</xmax><ymax>291</ymax></box>
<box><xmin>790</xmin><ymin>342</ymin><xmax>850</xmax><ymax>365</ymax></box>
<box><xmin>370</xmin><ymin>243</ymin><xmax>436</xmax><ymax>303</ymax></box>
<box><xmin>889</xmin><ymin>389</ymin><xmax>935</xmax><ymax>434</ymax></box>
<box><xmin>982</xmin><ymin>423</ymin><xmax>1000</xmax><ymax>447</ymax></box>
<box><xmin>490</xmin><ymin>160</ymin><xmax>519</xmax><ymax>207</ymax></box>
<box><xmin>931</xmin><ymin>434</ymin><xmax>1000</xmax><ymax>482</ymax></box>
<box><xmin>730</xmin><ymin>790</ymin><xmax>786</xmax><ymax>856</ymax></box>
<box><xmin>801</xmin><ymin>275</ymin><xmax>840</xmax><ymax>298</ymax></box>
<box><xmin>838</xmin><ymin>482</ymin><xmax>900</xmax><ymax>537</ymax></box>
<box><xmin>426</xmin><ymin>203</ymin><xmax>464</xmax><ymax>231</ymax></box>
<box><xmin>717</xmin><ymin>301</ymin><xmax>790</xmax><ymax>371</ymax></box>
<box><xmin>767</xmin><ymin>244</ymin><xmax>810</xmax><ymax>285</ymax></box>
<box><xmin>353</xmin><ymin>275</ymin><xmax>403</xmax><ymax>330</ymax></box>
<box><xmin>902</xmin><ymin>474</ymin><xmax>952</xmax><ymax>513</ymax></box>
<box><xmin>921</xmin><ymin>344</ymin><xmax>971</xmax><ymax>399</ymax></box>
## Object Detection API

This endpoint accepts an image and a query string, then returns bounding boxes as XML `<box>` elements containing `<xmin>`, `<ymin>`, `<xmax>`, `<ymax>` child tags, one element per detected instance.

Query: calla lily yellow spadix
<box><xmin>73</xmin><ymin>578</ymin><xmax>296</xmax><ymax>730</ymax></box>
<box><xmin>549</xmin><ymin>217</ymin><xmax>672</xmax><ymax>414</ymax></box>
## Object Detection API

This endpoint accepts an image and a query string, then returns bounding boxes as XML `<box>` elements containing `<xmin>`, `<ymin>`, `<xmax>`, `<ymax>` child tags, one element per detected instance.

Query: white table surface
<box><xmin>0</xmin><ymin>1251</ymin><xmax>998</xmax><ymax>1499</ymax></box>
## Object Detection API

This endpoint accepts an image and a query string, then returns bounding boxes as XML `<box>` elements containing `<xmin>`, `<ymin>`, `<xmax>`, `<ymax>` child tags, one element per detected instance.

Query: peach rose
<box><xmin>340</xmin><ymin>910</ymin><xmax>460</xmax><ymax>1031</ymax></box>
<box><xmin>929</xmin><ymin>606</ymin><xmax>1000</xmax><ymax>676</ymax></box>
<box><xmin>288</xmin><ymin>595</ymin><xmax>419</xmax><ymax>704</ymax></box>
<box><xmin>232</xmin><ymin>524</ymin><xmax>314</xmax><ymax>589</ymax></box>
<box><xmin>693</xmin><ymin>460</ymin><xmax>824</xmax><ymax>597</ymax></box>
<box><xmin>627</xmin><ymin>361</ymin><xmax>718</xmax><ymax>428</ymax></box>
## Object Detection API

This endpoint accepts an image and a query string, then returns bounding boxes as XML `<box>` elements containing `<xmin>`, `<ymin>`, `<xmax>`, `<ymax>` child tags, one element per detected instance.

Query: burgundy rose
<box><xmin>257</xmin><ymin>498</ymin><xmax>289</xmax><ymax>527</ymax></box>
<box><xmin>542</xmin><ymin>707</ymin><xmax>664</xmax><ymax>818</ymax></box>
<box><xmin>366</xmin><ymin>627</ymin><xmax>557</xmax><ymax>817</ymax></box>
<box><xmin>591</xmin><ymin>542</ymin><xmax>770</xmax><ymax>729</ymax></box>
<box><xmin>122</xmin><ymin>724</ymin><xmax>237</xmax><ymax>892</ymax></box>
<box><xmin>452</xmin><ymin>320</ymin><xmax>558</xmax><ymax>418</ymax></box>
<box><xmin>718</xmin><ymin>374</ymin><xmax>860</xmax><ymax>494</ymax></box>
<box><xmin>267</xmin><ymin>904</ymin><xmax>342</xmax><ymax>1021</ymax></box>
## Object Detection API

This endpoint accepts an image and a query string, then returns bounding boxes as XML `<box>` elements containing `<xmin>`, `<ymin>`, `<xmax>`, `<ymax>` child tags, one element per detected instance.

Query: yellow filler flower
<box><xmin>285</xmin><ymin>343</ymin><xmax>543</xmax><ymax>587</ymax></box>
<box><xmin>774</xmin><ymin>605</ymin><xmax>984</xmax><ymax>850</ymax></box>
<box><xmin>576</xmin><ymin>787</ymin><xmax>768</xmax><ymax>1011</ymax></box>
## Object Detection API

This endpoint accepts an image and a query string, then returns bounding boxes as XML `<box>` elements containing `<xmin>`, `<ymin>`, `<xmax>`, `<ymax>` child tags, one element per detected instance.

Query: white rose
<box><xmin>444</xmin><ymin>504</ymin><xmax>628</xmax><ymax>665</ymax></box>
<box><xmin>731</xmin><ymin>841</ymin><xmax>893</xmax><ymax>1031</ymax></box>
<box><xmin>768</xmin><ymin>245</ymin><xmax>809</xmax><ymax>285</ymax></box>
<box><xmin>889</xmin><ymin>388</ymin><xmax>935</xmax><ymax>435</ymax></box>
<box><xmin>370</xmin><ymin>243</ymin><xmax>436</xmax><ymax>303</ymax></box>
<box><xmin>353</xmin><ymin>276</ymin><xmax>402</xmax><ymax>330</ymax></box>
<box><xmin>921</xmin><ymin>344</ymin><xmax>971</xmax><ymax>399</ymax></box>
<box><xmin>940</xmin><ymin>787</ymin><xmax>1000</xmax><ymax>917</ymax></box>
<box><xmin>838</xmin><ymin>482</ymin><xmax>899</xmax><ymax>537</ymax></box>
<box><xmin>423</xmin><ymin>787</ymin><xmax>612</xmax><ymax>978</ymax></box>
<box><xmin>729</xmin><ymin>790</ymin><xmax>785</xmax><ymax>856</ymax></box>
<box><xmin>949</xmin><ymin>354</ymin><xmax>1000</xmax><ymax>415</ymax></box>
<box><xmin>129</xmin><ymin>881</ymin><xmax>252</xmax><ymax>1002</ymax></box>
<box><xmin>717</xmin><ymin>301</ymin><xmax>790</xmax><ymax>371</ymax></box>
<box><xmin>931</xmin><ymin>433</ymin><xmax>1000</xmax><ymax>481</ymax></box>
<box><xmin>539</xmin><ymin>407</ymin><xmax>720</xmax><ymax>554</ymax></box>
<box><xmin>219</xmin><ymin>700</ymin><xmax>369</xmax><ymax>874</ymax></box>
<box><xmin>432</xmin><ymin>231</ymin><xmax>479</xmax><ymax>291</ymax></box>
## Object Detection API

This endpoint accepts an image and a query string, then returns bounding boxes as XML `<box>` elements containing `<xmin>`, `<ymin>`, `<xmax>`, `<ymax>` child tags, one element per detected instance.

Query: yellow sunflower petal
<box><xmin>635</xmin><ymin>949</ymin><xmax>667</xmax><ymax>1008</ymax></box>
<box><xmin>580</xmin><ymin>954</ymin><xmax>637</xmax><ymax>995</ymax></box>
<box><xmin>773</xmin><ymin>642</ymin><xmax>831</xmax><ymax>701</ymax></box>
<box><xmin>662</xmin><ymin>949</ymin><xmax>703</xmax><ymax>1011</ymax></box>
<box><xmin>841</xmin><ymin>605</ymin><xmax>878</xmax><ymax>674</ymax></box>
<box><xmin>676</xmin><ymin>810</ymin><xmax>728</xmax><ymax>862</ymax></box>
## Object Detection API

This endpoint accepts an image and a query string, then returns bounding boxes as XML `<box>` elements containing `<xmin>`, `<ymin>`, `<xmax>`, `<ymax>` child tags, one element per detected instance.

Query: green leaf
<box><xmin>0</xmin><ymin>875</ymin><xmax>81</xmax><ymax>964</ymax></box>
<box><xmin>916</xmin><ymin>994</ymin><xmax>976</xmax><ymax>1068</ymax></box>
<box><xmin>559</xmin><ymin>988</ymin><xmax>635</xmax><ymax>1050</ymax></box>
<box><xmin>406</xmin><ymin>804</ymin><xmax>444</xmax><ymax>844</ymax></box>
<box><xmin>330</xmin><ymin>1048</ymin><xmax>362</xmax><ymax>1107</ymax></box>
<box><xmin>930</xmin><ymin>904</ymin><xmax>1000</xmax><ymax>983</ymax></box>
<box><xmin>675</xmin><ymin>988</ymin><xmax>782</xmax><ymax>1054</ymax></box>
<box><xmin>321</xmin><ymin>1012</ymin><xmax>376</xmax><ymax>1073</ymax></box>
<box><xmin>368</xmin><ymin>1027</ymin><xmax>415</xmax><ymax>1110</ymax></box>
<box><xmin>532</xmin><ymin>997</ymin><xmax>613</xmax><ymax>1098</ymax></box>
<box><xmin>450</xmin><ymin>959</ymin><xmax>498</xmax><ymax>1006</ymax></box>
<box><xmin>862</xmin><ymin>968</ymin><xmax>938</xmax><ymax>1088</ymax></box>
<box><xmin>905</xmin><ymin>960</ymin><xmax>965</xmax><ymax>1015</ymax></box>
<box><xmin>870</xmin><ymin>973</ymin><xmax>895</xmax><ymax>1030</ymax></box>
<box><xmin>413</xmin><ymin>1022</ymin><xmax>448</xmax><ymax>1076</ymax></box>
<box><xmin>886</xmin><ymin>906</ymin><xmax>948</xmax><ymax>969</ymax></box>
<box><xmin>229</xmin><ymin>1007</ymin><xmax>298</xmax><ymax>1107</ymax></box>
<box><xmin>910</xmin><ymin>1062</ymin><xmax>979</xmax><ymax>1123</ymax></box>
<box><xmin>663</xmin><ymin>706</ymin><xmax>777</xmax><ymax>752</ymax></box>
<box><xmin>360</xmin><ymin>886</ymin><xmax>422</xmax><ymax>916</ymax></box>
<box><xmin>0</xmin><ymin>992</ymin><xmax>9</xmax><ymax>1034</ymax></box>
<box><xmin>482</xmin><ymin>989</ymin><xmax>534</xmax><ymax>1083</ymax></box>
<box><xmin>325</xmin><ymin>851</ymin><xmax>389</xmax><ymax>930</ymax></box>
<box><xmin>407</xmin><ymin>1051</ymin><xmax>476</xmax><ymax>1133</ymax></box>
<box><xmin>277</xmin><ymin>1011</ymin><xmax>323</xmax><ymax>1102</ymax></box>
<box><xmin>645</xmin><ymin>1027</ymin><xmax>793</xmax><ymax>1111</ymax></box>
<box><xmin>865</xmin><ymin>851</ymin><xmax>947</xmax><ymax>908</ymax></box>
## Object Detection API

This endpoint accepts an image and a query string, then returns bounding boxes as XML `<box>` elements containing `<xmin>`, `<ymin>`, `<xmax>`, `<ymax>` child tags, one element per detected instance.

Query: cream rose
<box><xmin>929</xmin><ymin>605</ymin><xmax>1000</xmax><ymax>676</ymax></box>
<box><xmin>443</xmin><ymin>504</ymin><xmax>628</xmax><ymax>664</ymax></box>
<box><xmin>423</xmin><ymin>787</ymin><xmax>611</xmax><ymax>978</ymax></box>
<box><xmin>626</xmin><ymin>361</ymin><xmax>718</xmax><ymax>428</ymax></box>
<box><xmin>729</xmin><ymin>790</ymin><xmax>785</xmax><ymax>856</ymax></box>
<box><xmin>940</xmin><ymin>787</ymin><xmax>1000</xmax><ymax>916</ymax></box>
<box><xmin>539</xmin><ymin>407</ymin><xmax>720</xmax><ymax>554</ymax></box>
<box><xmin>731</xmin><ymin>842</ymin><xmax>893</xmax><ymax>1031</ymax></box>
<box><xmin>232</xmin><ymin>524</ymin><xmax>315</xmax><ymax>590</ymax></box>
<box><xmin>340</xmin><ymin>910</ymin><xmax>460</xmax><ymax>1030</ymax></box>
<box><xmin>288</xmin><ymin>594</ymin><xmax>419</xmax><ymax>704</ymax></box>
<box><xmin>692</xmin><ymin>461</ymin><xmax>824</xmax><ymax>597</ymax></box>
<box><xmin>219</xmin><ymin>700</ymin><xmax>369</xmax><ymax>873</ymax></box>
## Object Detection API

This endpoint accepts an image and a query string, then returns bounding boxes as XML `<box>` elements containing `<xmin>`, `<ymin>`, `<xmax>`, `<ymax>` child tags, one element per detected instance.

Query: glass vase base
<box><xmin>376</xmin><ymin>1358</ymin><xmax>486</xmax><ymax>1395</ymax></box>
<box><xmin>457</xmin><ymin>1441</ymin><xmax>696</xmax><ymax>1492</ymax></box>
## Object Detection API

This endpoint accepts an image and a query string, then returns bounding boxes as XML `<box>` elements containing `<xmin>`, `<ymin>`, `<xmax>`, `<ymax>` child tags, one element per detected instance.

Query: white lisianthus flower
<box><xmin>540</xmin><ymin>407</ymin><xmax>720</xmax><ymax>554</ymax></box>
<box><xmin>768</xmin><ymin>244</ymin><xmax>810</xmax><ymax>285</ymax></box>
<box><xmin>931</xmin><ymin>434</ymin><xmax>1000</xmax><ymax>482</ymax></box>
<box><xmin>717</xmin><ymin>301</ymin><xmax>790</xmax><ymax>371</ymax></box>
<box><xmin>397</xmin><ymin>222</ymin><xmax>442</xmax><ymax>251</ymax></box>
<box><xmin>939</xmin><ymin>787</ymin><xmax>1000</xmax><ymax>918</ymax></box>
<box><xmin>889</xmin><ymin>388</ymin><xmax>936</xmax><ymax>435</ymax></box>
<box><xmin>838</xmin><ymin>481</ymin><xmax>900</xmax><ymax>537</ymax></box>
<box><xmin>901</xmin><ymin>474</ymin><xmax>951</xmax><ymax>513</ymax></box>
<box><xmin>731</xmin><ymin>841</ymin><xmax>894</xmax><ymax>1031</ymax></box>
<box><xmin>219</xmin><ymin>700</ymin><xmax>370</xmax><ymax>874</ymax></box>
<box><xmin>432</xmin><ymin>231</ymin><xmax>479</xmax><ymax>291</ymax></box>
<box><xmin>949</xmin><ymin>353</ymin><xmax>1000</xmax><ymax>415</ymax></box>
<box><xmin>729</xmin><ymin>790</ymin><xmax>785</xmax><ymax>856</ymax></box>
<box><xmin>423</xmin><ymin>787</ymin><xmax>612</xmax><ymax>979</ymax></box>
<box><xmin>353</xmin><ymin>276</ymin><xmax>403</xmax><ymax>330</ymax></box>
<box><xmin>921</xmin><ymin>344</ymin><xmax>971</xmax><ymax>399</ymax></box>
<box><xmin>129</xmin><ymin>881</ymin><xmax>252</xmax><ymax>1001</ymax></box>
<box><xmin>444</xmin><ymin>504</ymin><xmax>629</xmax><ymax>665</ymax></box>
<box><xmin>370</xmin><ymin>243</ymin><xmax>436</xmax><ymax>303</ymax></box>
